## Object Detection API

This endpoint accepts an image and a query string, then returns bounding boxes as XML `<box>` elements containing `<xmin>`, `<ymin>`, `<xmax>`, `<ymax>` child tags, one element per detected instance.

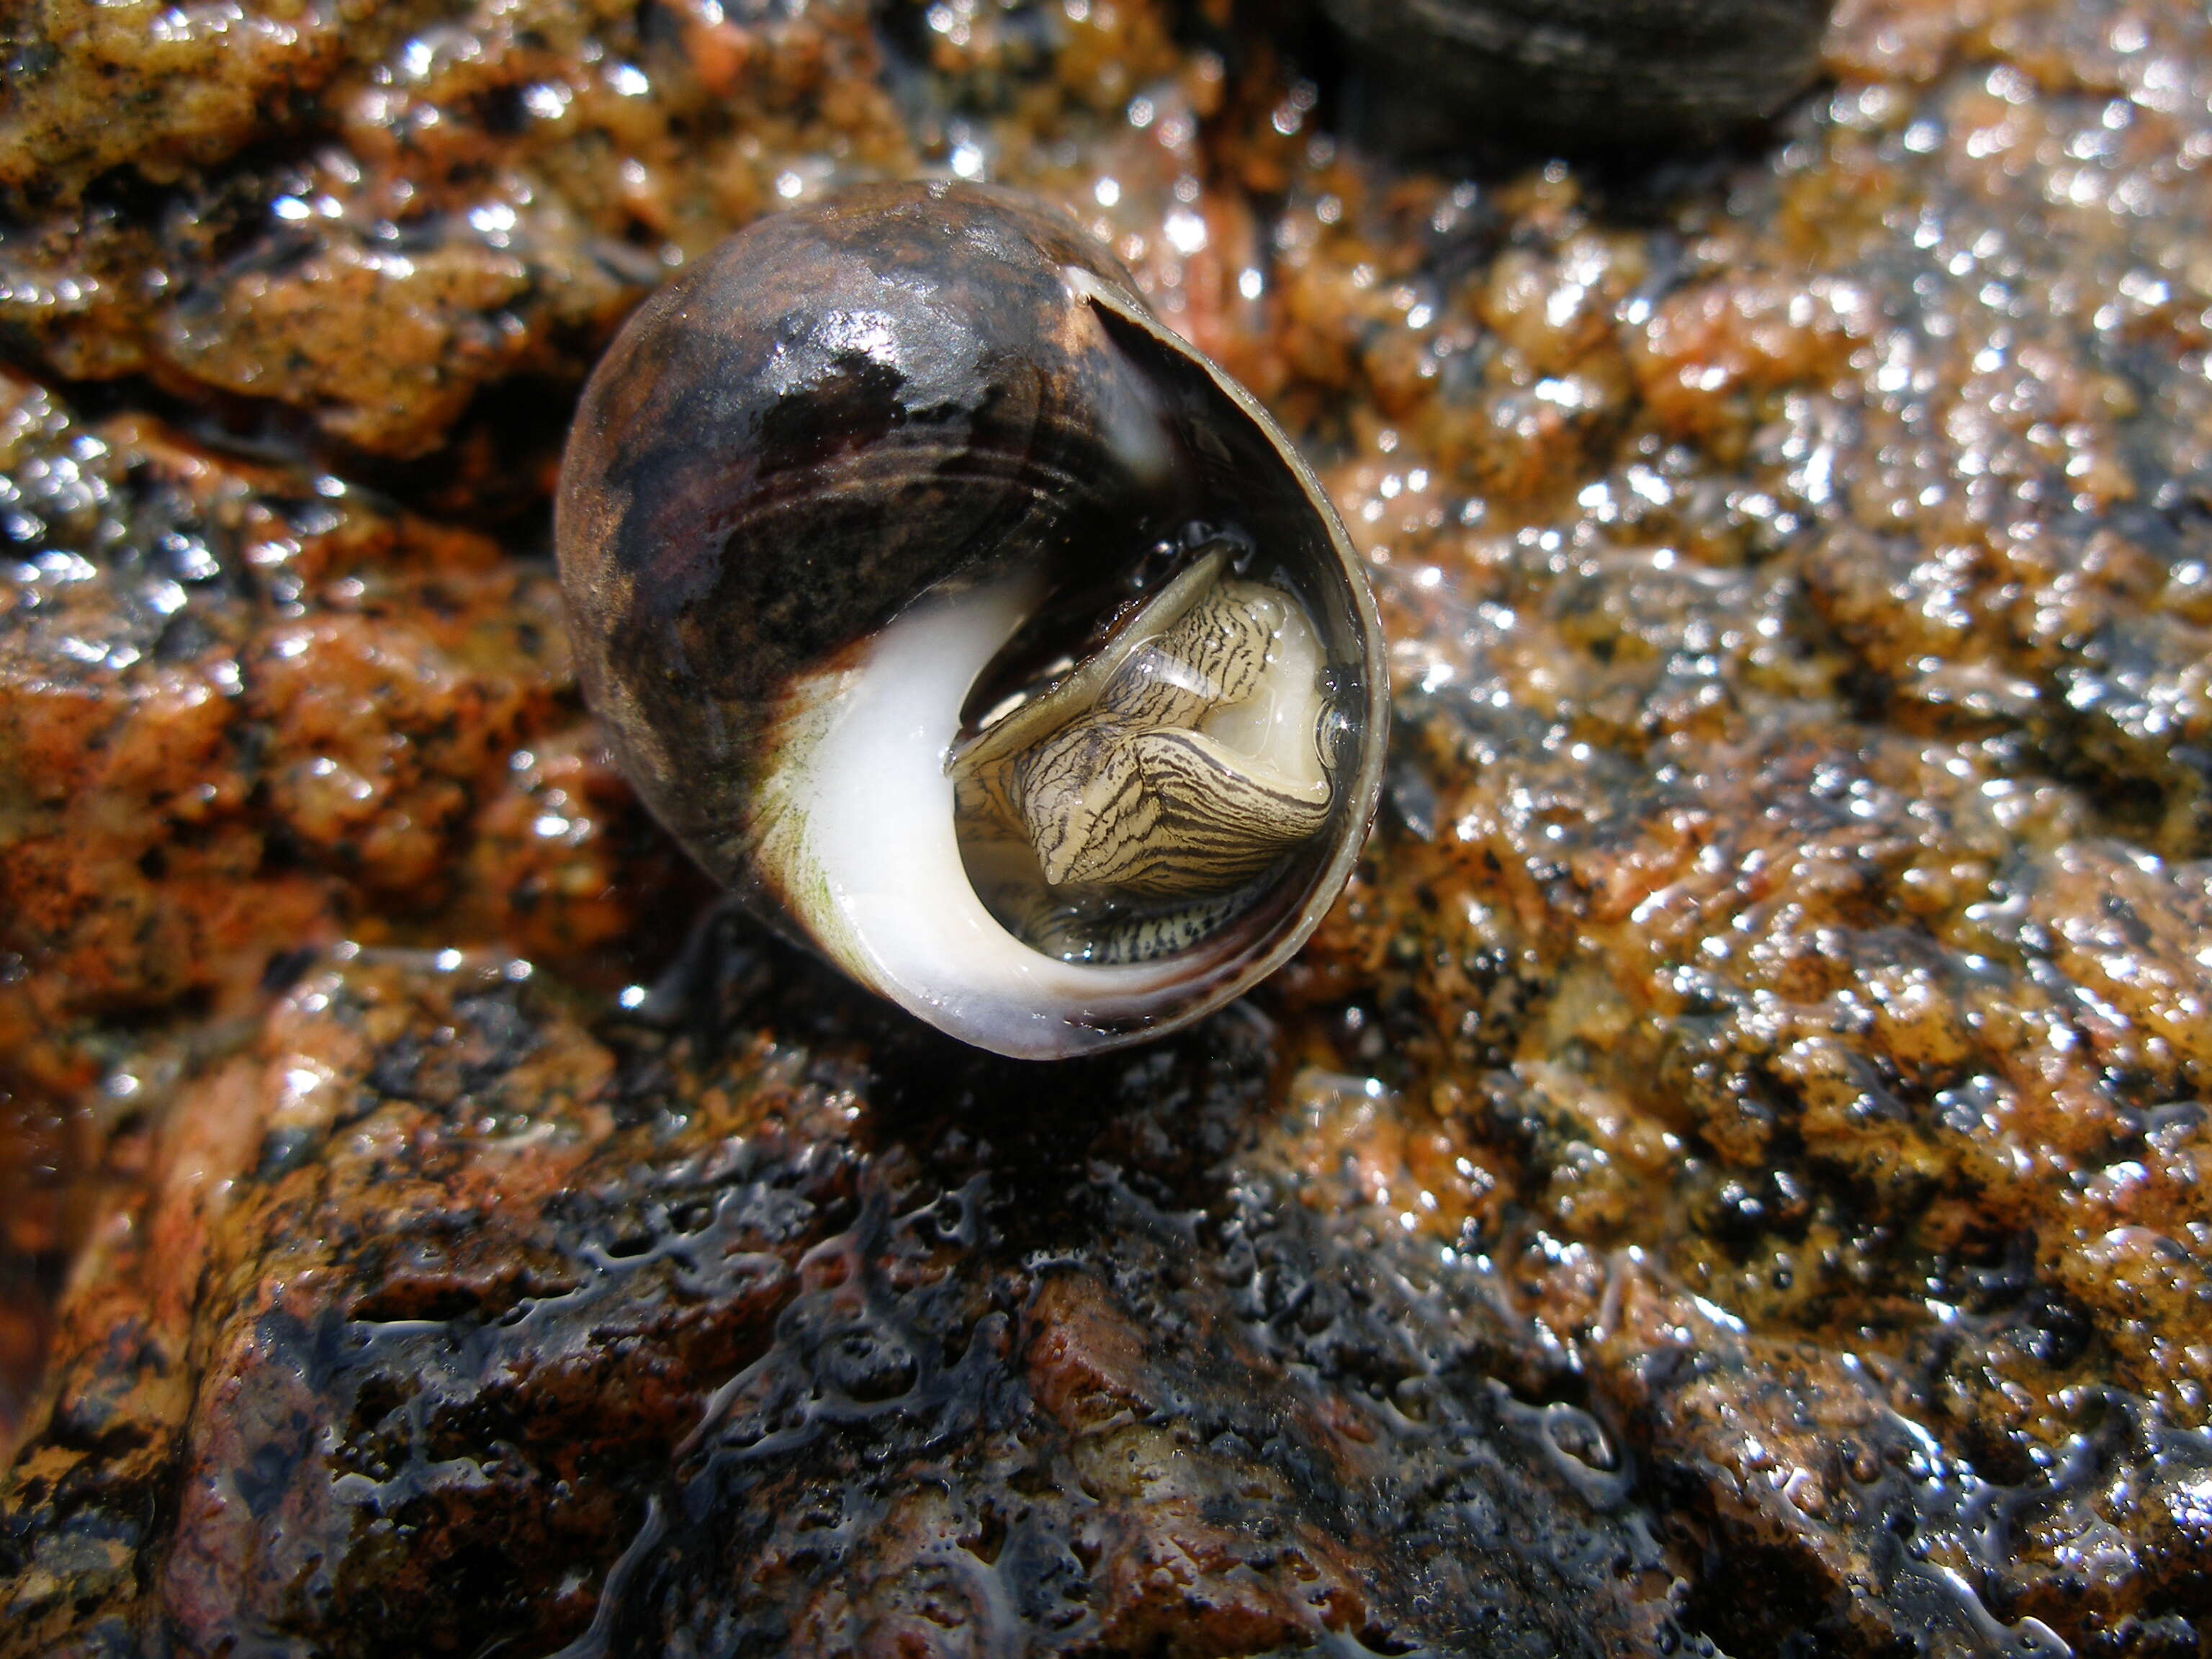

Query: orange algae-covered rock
<box><xmin>0</xmin><ymin>369</ymin><xmax>686</xmax><ymax>1459</ymax></box>
<box><xmin>0</xmin><ymin>0</ymin><xmax>911</xmax><ymax>455</ymax></box>
<box><xmin>6</xmin><ymin>0</ymin><xmax>2212</xmax><ymax>1650</ymax></box>
<box><xmin>0</xmin><ymin>372</ymin><xmax>665</xmax><ymax>1035</ymax></box>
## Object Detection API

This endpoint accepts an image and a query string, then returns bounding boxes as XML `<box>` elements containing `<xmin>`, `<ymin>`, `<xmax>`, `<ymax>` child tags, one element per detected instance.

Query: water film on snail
<box><xmin>555</xmin><ymin>181</ymin><xmax>1386</xmax><ymax>1060</ymax></box>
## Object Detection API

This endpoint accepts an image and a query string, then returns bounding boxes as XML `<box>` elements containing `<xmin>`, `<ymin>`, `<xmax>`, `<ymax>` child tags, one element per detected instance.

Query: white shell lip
<box><xmin>752</xmin><ymin>576</ymin><xmax>1251</xmax><ymax>1058</ymax></box>
<box><xmin>748</xmin><ymin>275</ymin><xmax>1390</xmax><ymax>1062</ymax></box>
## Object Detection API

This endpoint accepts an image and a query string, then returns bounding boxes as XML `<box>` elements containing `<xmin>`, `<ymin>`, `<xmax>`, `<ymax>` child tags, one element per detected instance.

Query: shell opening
<box><xmin>949</xmin><ymin>533</ymin><xmax>1344</xmax><ymax>965</ymax></box>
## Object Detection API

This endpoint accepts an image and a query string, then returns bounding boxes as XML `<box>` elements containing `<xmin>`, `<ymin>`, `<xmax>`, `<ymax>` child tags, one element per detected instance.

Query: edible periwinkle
<box><xmin>556</xmin><ymin>181</ymin><xmax>1385</xmax><ymax>1059</ymax></box>
<box><xmin>1321</xmin><ymin>0</ymin><xmax>1834</xmax><ymax>146</ymax></box>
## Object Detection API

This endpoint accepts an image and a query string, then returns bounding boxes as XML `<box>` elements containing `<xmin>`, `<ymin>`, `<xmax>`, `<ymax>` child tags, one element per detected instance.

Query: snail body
<box><xmin>556</xmin><ymin>182</ymin><xmax>1385</xmax><ymax>1059</ymax></box>
<box><xmin>1323</xmin><ymin>0</ymin><xmax>1833</xmax><ymax>146</ymax></box>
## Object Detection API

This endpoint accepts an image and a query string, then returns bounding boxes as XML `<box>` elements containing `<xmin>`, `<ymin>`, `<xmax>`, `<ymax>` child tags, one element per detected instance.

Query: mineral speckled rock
<box><xmin>0</xmin><ymin>945</ymin><xmax>1713</xmax><ymax>1655</ymax></box>
<box><xmin>0</xmin><ymin>369</ymin><xmax>687</xmax><ymax>1061</ymax></box>
<box><xmin>0</xmin><ymin>0</ymin><xmax>913</xmax><ymax>454</ymax></box>
<box><xmin>8</xmin><ymin>0</ymin><xmax>2212</xmax><ymax>1651</ymax></box>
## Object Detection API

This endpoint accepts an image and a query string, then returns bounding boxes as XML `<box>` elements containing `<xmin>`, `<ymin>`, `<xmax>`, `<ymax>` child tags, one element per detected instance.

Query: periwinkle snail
<box><xmin>1321</xmin><ymin>0</ymin><xmax>1835</xmax><ymax>146</ymax></box>
<box><xmin>557</xmin><ymin>181</ymin><xmax>1386</xmax><ymax>1060</ymax></box>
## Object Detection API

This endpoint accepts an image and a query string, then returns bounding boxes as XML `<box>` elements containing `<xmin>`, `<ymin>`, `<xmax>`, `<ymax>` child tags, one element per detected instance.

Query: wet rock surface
<box><xmin>6</xmin><ymin>0</ymin><xmax>2212</xmax><ymax>1653</ymax></box>
<box><xmin>0</xmin><ymin>945</ymin><xmax>1711</xmax><ymax>1655</ymax></box>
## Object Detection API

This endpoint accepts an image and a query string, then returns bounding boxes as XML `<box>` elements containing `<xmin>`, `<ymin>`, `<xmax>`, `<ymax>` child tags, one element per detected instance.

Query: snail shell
<box><xmin>556</xmin><ymin>181</ymin><xmax>1386</xmax><ymax>1059</ymax></box>
<box><xmin>1322</xmin><ymin>0</ymin><xmax>1833</xmax><ymax>145</ymax></box>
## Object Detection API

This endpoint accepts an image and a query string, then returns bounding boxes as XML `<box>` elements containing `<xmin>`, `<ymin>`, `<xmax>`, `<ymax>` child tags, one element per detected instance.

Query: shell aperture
<box><xmin>950</xmin><ymin>546</ymin><xmax>1336</xmax><ymax>964</ymax></box>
